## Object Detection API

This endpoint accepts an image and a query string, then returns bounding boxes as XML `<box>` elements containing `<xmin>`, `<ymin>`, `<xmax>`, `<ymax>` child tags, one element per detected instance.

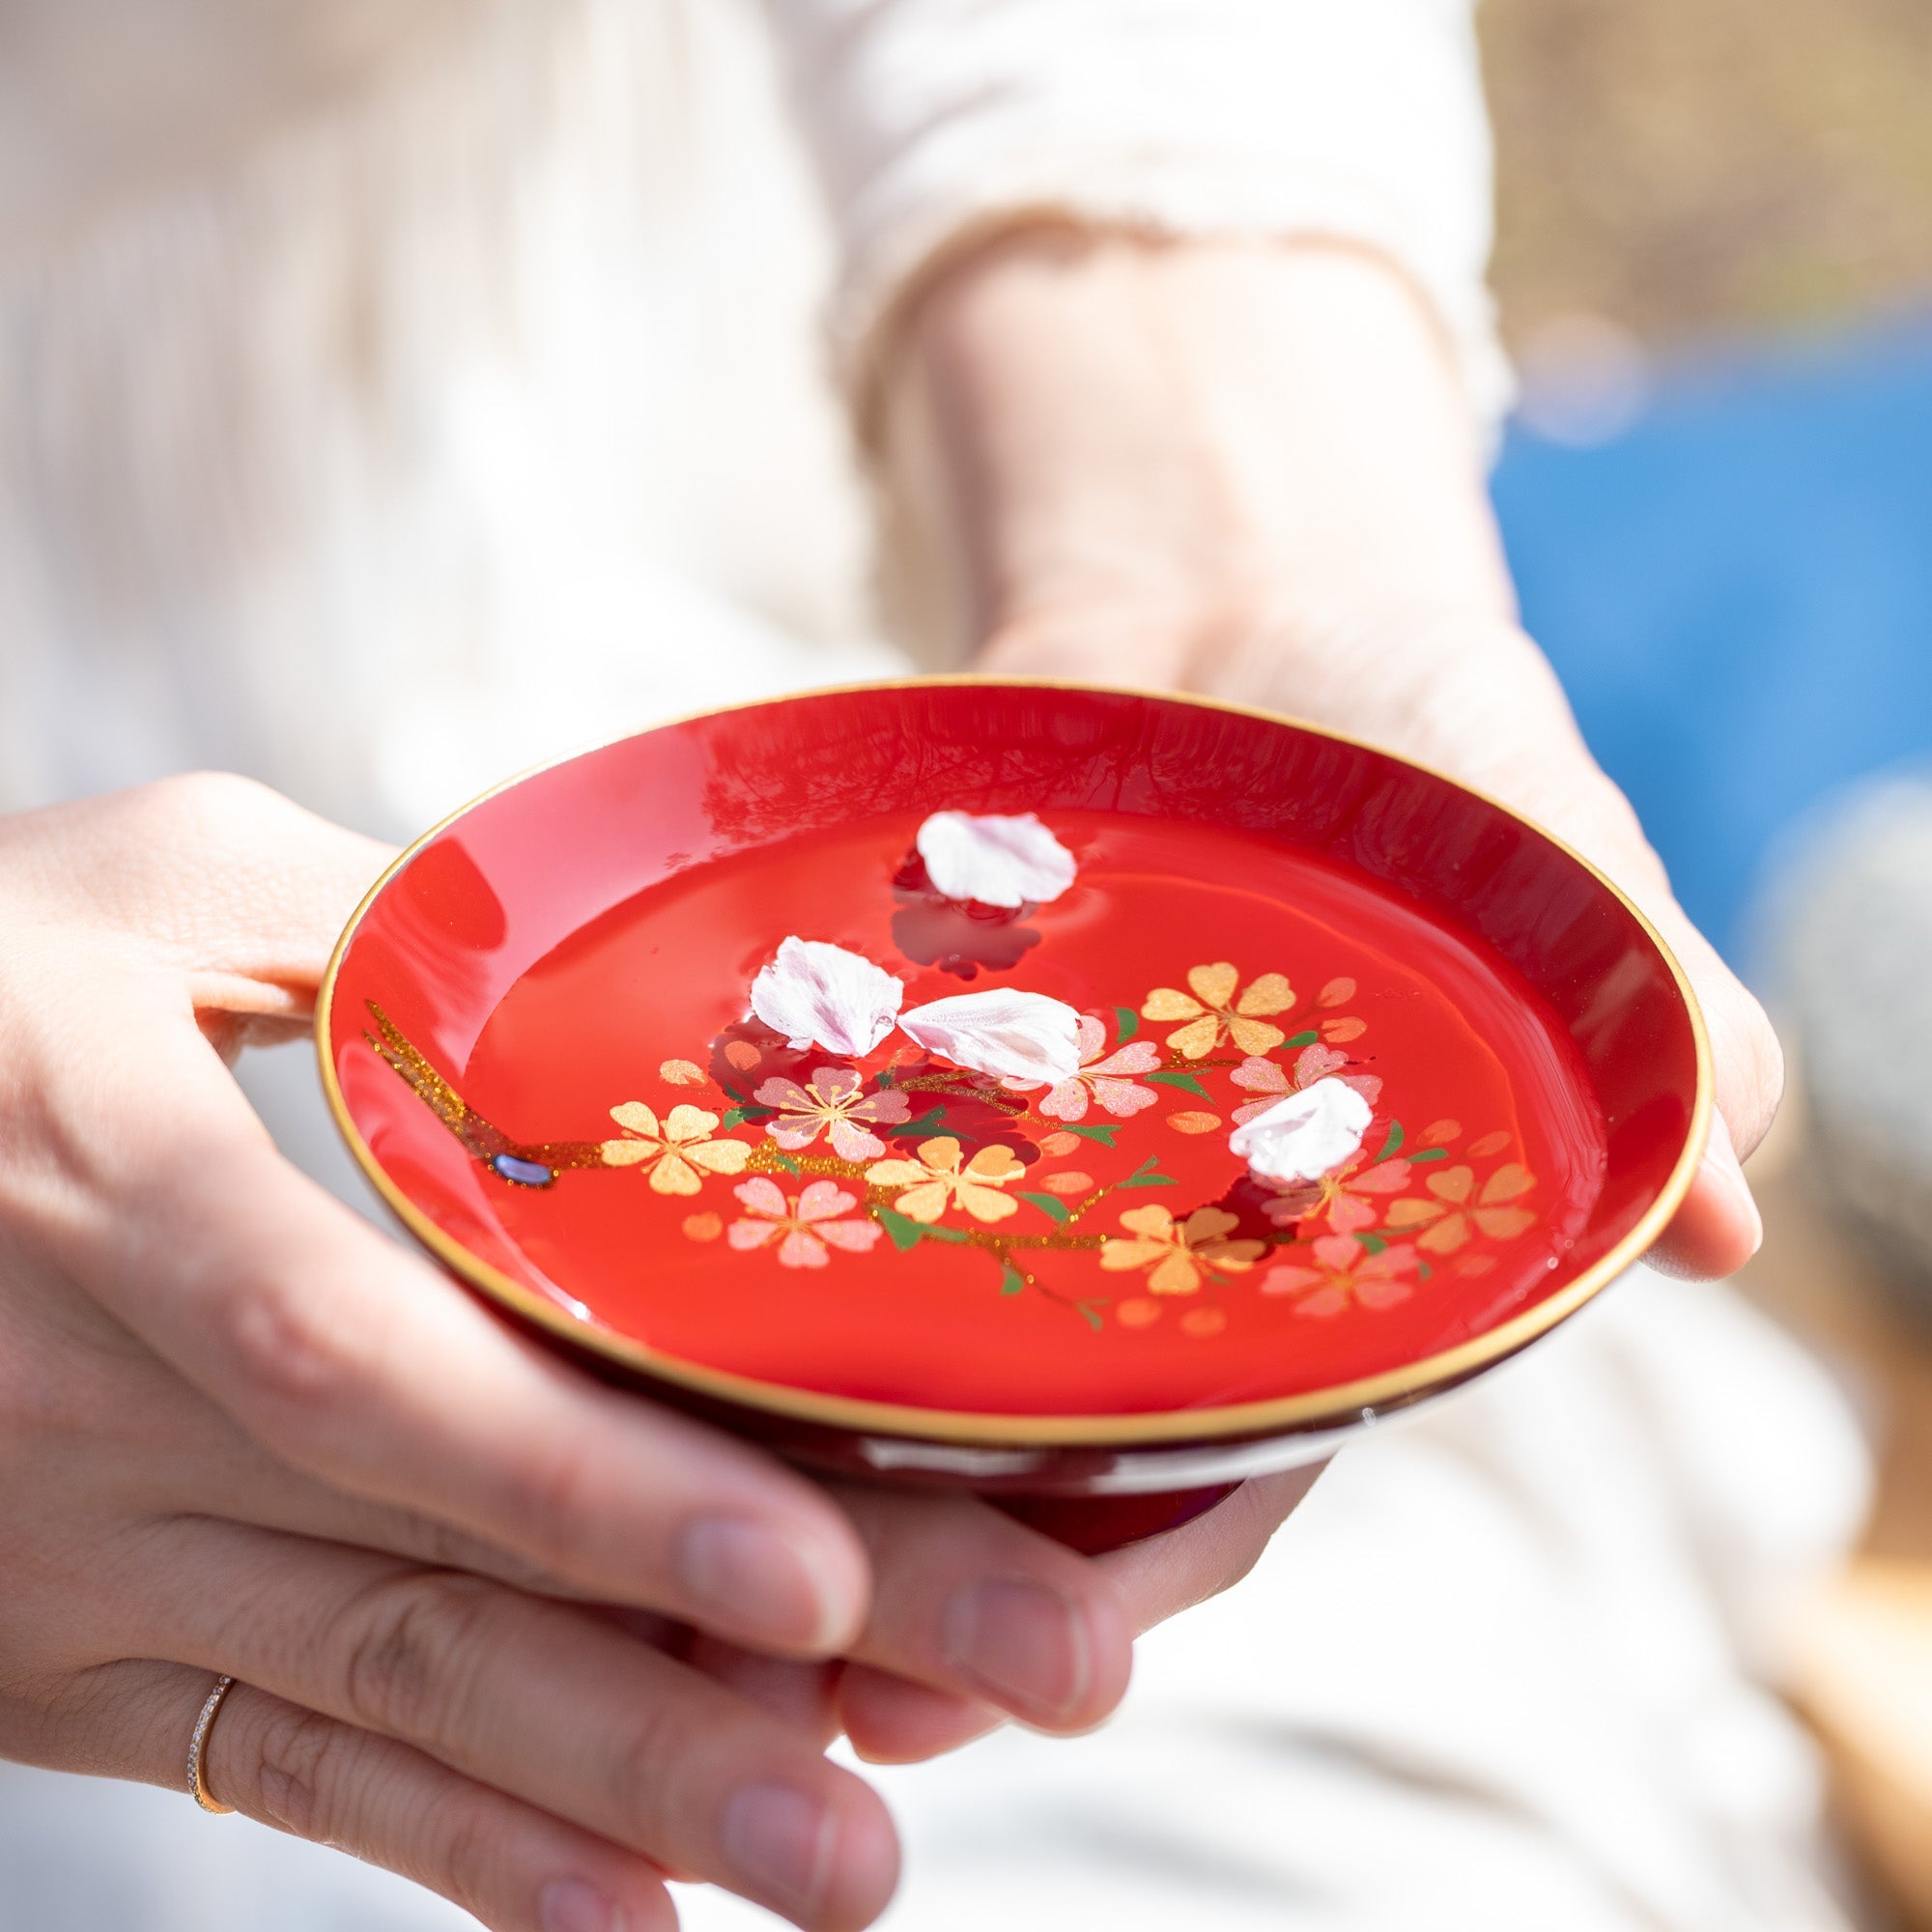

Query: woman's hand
<box><xmin>887</xmin><ymin>230</ymin><xmax>1776</xmax><ymax>1279</ymax></box>
<box><xmin>0</xmin><ymin>774</ymin><xmax>1313</xmax><ymax>1931</ymax></box>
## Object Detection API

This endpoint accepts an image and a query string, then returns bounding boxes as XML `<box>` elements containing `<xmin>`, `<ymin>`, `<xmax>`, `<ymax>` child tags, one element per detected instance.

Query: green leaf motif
<box><xmin>722</xmin><ymin>1103</ymin><xmax>774</xmax><ymax>1129</ymax></box>
<box><xmin>1283</xmin><ymin>1030</ymin><xmax>1320</xmax><ymax>1049</ymax></box>
<box><xmin>1354</xmin><ymin>1231</ymin><xmax>1388</xmax><ymax>1256</ymax></box>
<box><xmin>999</xmin><ymin>1262</ymin><xmax>1027</xmax><ymax>1296</ymax></box>
<box><xmin>876</xmin><ymin>1207</ymin><xmax>925</xmax><ymax>1252</ymax></box>
<box><xmin>1077</xmin><ymin>1301</ymin><xmax>1105</xmax><ymax>1332</ymax></box>
<box><xmin>1118</xmin><ymin>1156</ymin><xmax>1178</xmax><ymax>1190</ymax></box>
<box><xmin>1369</xmin><ymin>1121</ymin><xmax>1406</xmax><ymax>1167</ymax></box>
<box><xmin>1019</xmin><ymin>1191</ymin><xmax>1072</xmax><ymax>1224</ymax></box>
<box><xmin>1114</xmin><ymin>1006</ymin><xmax>1141</xmax><ymax>1042</ymax></box>
<box><xmin>1407</xmin><ymin>1147</ymin><xmax>1449</xmax><ymax>1164</ymax></box>
<box><xmin>772</xmin><ymin>1152</ymin><xmax>803</xmax><ymax>1177</ymax></box>
<box><xmin>1417</xmin><ymin>1261</ymin><xmax>1434</xmax><ymax>1282</ymax></box>
<box><xmin>885</xmin><ymin>1106</ymin><xmax>947</xmax><ymax>1137</ymax></box>
<box><xmin>875</xmin><ymin>1207</ymin><xmax>968</xmax><ymax>1249</ymax></box>
<box><xmin>1147</xmin><ymin>1070</ymin><xmax>1211</xmax><ymax>1099</ymax></box>
<box><xmin>1063</xmin><ymin>1122</ymin><xmax>1121</xmax><ymax>1148</ymax></box>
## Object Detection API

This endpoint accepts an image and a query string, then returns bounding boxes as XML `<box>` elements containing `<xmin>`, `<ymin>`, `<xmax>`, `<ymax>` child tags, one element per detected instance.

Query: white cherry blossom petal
<box><xmin>1227</xmin><ymin>1077</ymin><xmax>1373</xmax><ymax>1184</ymax></box>
<box><xmin>749</xmin><ymin>937</ymin><xmax>903</xmax><ymax>1056</ymax></box>
<box><xmin>915</xmin><ymin>811</ymin><xmax>1077</xmax><ymax>908</ymax></box>
<box><xmin>898</xmin><ymin>988</ymin><xmax>1083</xmax><ymax>1086</ymax></box>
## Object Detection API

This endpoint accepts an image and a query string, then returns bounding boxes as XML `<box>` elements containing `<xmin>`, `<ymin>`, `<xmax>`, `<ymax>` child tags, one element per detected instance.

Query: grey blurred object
<box><xmin>1762</xmin><ymin>768</ymin><xmax>1932</xmax><ymax>1304</ymax></box>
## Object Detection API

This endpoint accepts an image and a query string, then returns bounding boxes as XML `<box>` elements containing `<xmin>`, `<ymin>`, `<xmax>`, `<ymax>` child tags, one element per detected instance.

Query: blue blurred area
<box><xmin>1492</xmin><ymin>318</ymin><xmax>1932</xmax><ymax>969</ymax></box>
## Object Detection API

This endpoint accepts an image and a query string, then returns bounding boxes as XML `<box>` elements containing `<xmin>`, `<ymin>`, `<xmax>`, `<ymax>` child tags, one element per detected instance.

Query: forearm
<box><xmin>882</xmin><ymin>230</ymin><xmax>1517</xmax><ymax>681</ymax></box>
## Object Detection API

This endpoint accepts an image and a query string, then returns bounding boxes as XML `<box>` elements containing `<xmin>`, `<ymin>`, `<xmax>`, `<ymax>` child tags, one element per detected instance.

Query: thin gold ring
<box><xmin>187</xmin><ymin>1674</ymin><xmax>238</xmax><ymax>1814</ymax></box>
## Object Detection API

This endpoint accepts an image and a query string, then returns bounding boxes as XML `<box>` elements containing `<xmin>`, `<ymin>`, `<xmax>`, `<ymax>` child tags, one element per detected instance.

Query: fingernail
<box><xmin>942</xmin><ymin>1576</ymin><xmax>1090</xmax><ymax>1722</ymax></box>
<box><xmin>676</xmin><ymin>1517</ymin><xmax>840</xmax><ymax>1651</ymax></box>
<box><xmin>539</xmin><ymin>1878</ymin><xmax>625</xmax><ymax>1932</ymax></box>
<box><xmin>1701</xmin><ymin>1112</ymin><xmax>1764</xmax><ymax>1258</ymax></box>
<box><xmin>721</xmin><ymin>1783</ymin><xmax>835</xmax><ymax>1918</ymax></box>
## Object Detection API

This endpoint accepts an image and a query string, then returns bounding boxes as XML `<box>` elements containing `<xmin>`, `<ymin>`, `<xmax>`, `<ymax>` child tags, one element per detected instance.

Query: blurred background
<box><xmin>1485</xmin><ymin>0</ymin><xmax>1932</xmax><ymax>963</ymax></box>
<box><xmin>1482</xmin><ymin>2</ymin><xmax>1932</xmax><ymax>1919</ymax></box>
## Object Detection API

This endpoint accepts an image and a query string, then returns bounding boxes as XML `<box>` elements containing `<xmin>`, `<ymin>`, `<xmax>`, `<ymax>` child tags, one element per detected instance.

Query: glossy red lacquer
<box><xmin>320</xmin><ymin>683</ymin><xmax>1705</xmax><ymax>1482</ymax></box>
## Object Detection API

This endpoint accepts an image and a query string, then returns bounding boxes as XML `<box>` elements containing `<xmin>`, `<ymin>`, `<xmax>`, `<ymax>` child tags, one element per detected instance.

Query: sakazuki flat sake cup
<box><xmin>319</xmin><ymin>680</ymin><xmax>1707</xmax><ymax>1551</ymax></box>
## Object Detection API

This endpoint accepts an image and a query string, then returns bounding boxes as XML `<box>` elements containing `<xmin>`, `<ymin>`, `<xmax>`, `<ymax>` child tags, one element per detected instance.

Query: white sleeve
<box><xmin>763</xmin><ymin>0</ymin><xmax>1512</xmax><ymax>432</ymax></box>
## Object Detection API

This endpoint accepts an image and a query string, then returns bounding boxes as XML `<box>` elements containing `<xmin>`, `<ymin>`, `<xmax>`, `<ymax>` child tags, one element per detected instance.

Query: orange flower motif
<box><xmin>866</xmin><ymin>1135</ymin><xmax>1026</xmax><ymax>1224</ymax></box>
<box><xmin>1141</xmin><ymin>962</ymin><xmax>1293</xmax><ymax>1060</ymax></box>
<box><xmin>1262</xmin><ymin>1155</ymin><xmax>1413</xmax><ymax>1236</ymax></box>
<box><xmin>1231</xmin><ymin>1043</ymin><xmax>1381</xmax><ymax>1123</ymax></box>
<box><xmin>1099</xmin><ymin>1204</ymin><xmax>1267</xmax><ymax>1295</ymax></box>
<box><xmin>1311</xmin><ymin>978</ymin><xmax>1367</xmax><ymax>1039</ymax></box>
<box><xmin>601</xmin><ymin>1103</ymin><xmax>750</xmax><ymax>1195</ymax></box>
<box><xmin>1262</xmin><ymin>1235</ymin><xmax>1419</xmax><ymax>1317</ymax></box>
<box><xmin>1384</xmin><ymin>1163</ymin><xmax>1536</xmax><ymax>1253</ymax></box>
<box><xmin>727</xmin><ymin>1178</ymin><xmax>882</xmax><ymax>1268</ymax></box>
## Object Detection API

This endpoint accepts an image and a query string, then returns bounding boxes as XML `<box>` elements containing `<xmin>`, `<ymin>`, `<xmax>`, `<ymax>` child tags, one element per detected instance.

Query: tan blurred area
<box><xmin>1482</xmin><ymin>4</ymin><xmax>1932</xmax><ymax>1920</ymax></box>
<box><xmin>1727</xmin><ymin>1093</ymin><xmax>1932</xmax><ymax>1932</ymax></box>
<box><xmin>1485</xmin><ymin>0</ymin><xmax>1932</xmax><ymax>350</ymax></box>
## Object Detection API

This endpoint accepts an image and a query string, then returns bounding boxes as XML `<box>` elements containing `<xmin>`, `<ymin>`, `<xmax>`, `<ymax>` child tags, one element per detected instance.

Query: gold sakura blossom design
<box><xmin>1099</xmin><ymin>1204</ymin><xmax>1267</xmax><ymax>1295</ymax></box>
<box><xmin>1142</xmin><ymin>962</ymin><xmax>1293</xmax><ymax>1060</ymax></box>
<box><xmin>866</xmin><ymin>1135</ymin><xmax>1026</xmax><ymax>1224</ymax></box>
<box><xmin>364</xmin><ymin>976</ymin><xmax>1551</xmax><ymax>1337</ymax></box>
<box><xmin>601</xmin><ymin>1103</ymin><xmax>751</xmax><ymax>1195</ymax></box>
<box><xmin>1384</xmin><ymin>1163</ymin><xmax>1536</xmax><ymax>1253</ymax></box>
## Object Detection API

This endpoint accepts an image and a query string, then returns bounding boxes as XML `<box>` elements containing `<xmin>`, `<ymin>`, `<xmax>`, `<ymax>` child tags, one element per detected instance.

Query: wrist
<box><xmin>881</xmin><ymin>227</ymin><xmax>1516</xmax><ymax>669</ymax></box>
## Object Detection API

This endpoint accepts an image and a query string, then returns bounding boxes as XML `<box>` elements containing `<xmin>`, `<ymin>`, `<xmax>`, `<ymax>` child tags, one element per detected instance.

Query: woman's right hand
<box><xmin>0</xmin><ymin>774</ymin><xmax>1325</xmax><ymax>1931</ymax></box>
<box><xmin>0</xmin><ymin>774</ymin><xmax>895</xmax><ymax>1930</ymax></box>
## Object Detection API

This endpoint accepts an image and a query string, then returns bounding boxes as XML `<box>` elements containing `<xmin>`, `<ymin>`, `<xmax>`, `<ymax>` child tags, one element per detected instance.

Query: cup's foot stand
<box><xmin>991</xmin><ymin>1484</ymin><xmax>1241</xmax><ymax>1553</ymax></box>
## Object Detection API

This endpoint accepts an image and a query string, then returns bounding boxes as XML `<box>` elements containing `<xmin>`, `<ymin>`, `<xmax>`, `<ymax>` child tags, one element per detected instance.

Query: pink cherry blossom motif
<box><xmin>1001</xmin><ymin>1014</ymin><xmax>1160</xmax><ymax>1121</ymax></box>
<box><xmin>1261</xmin><ymin>1235</ymin><xmax>1419</xmax><ymax>1318</ymax></box>
<box><xmin>726</xmin><ymin>1177</ymin><xmax>883</xmax><ymax>1269</ymax></box>
<box><xmin>753</xmin><ymin>1067</ymin><xmax>911</xmax><ymax>1162</ymax></box>
<box><xmin>1262</xmin><ymin>1156</ymin><xmax>1414</xmax><ymax>1236</ymax></box>
<box><xmin>1230</xmin><ymin>1042</ymin><xmax>1383</xmax><ymax>1124</ymax></box>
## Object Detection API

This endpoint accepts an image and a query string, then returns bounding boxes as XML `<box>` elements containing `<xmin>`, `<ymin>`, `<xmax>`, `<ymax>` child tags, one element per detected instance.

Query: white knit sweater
<box><xmin>0</xmin><ymin>0</ymin><xmax>1502</xmax><ymax>830</ymax></box>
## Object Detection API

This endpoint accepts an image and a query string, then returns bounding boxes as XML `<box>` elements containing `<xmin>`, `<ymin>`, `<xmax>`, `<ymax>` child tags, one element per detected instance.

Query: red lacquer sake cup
<box><xmin>318</xmin><ymin>681</ymin><xmax>1708</xmax><ymax>1548</ymax></box>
